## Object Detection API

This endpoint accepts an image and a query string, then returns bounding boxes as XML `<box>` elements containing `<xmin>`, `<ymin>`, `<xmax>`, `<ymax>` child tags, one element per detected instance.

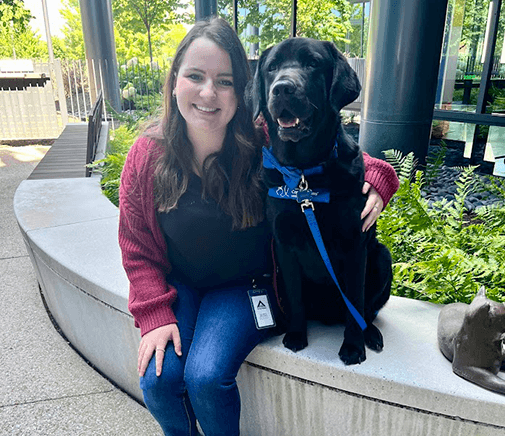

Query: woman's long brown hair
<box><xmin>149</xmin><ymin>17</ymin><xmax>264</xmax><ymax>229</ymax></box>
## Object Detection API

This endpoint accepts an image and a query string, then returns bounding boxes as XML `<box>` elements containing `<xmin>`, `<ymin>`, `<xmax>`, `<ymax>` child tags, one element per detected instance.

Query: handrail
<box><xmin>86</xmin><ymin>90</ymin><xmax>104</xmax><ymax>177</ymax></box>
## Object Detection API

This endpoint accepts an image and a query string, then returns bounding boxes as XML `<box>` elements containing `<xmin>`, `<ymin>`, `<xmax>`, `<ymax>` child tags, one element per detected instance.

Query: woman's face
<box><xmin>174</xmin><ymin>37</ymin><xmax>238</xmax><ymax>141</ymax></box>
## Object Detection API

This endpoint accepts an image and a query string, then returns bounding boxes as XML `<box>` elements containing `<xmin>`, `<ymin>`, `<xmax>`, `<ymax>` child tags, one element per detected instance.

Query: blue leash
<box><xmin>263</xmin><ymin>146</ymin><xmax>367</xmax><ymax>331</ymax></box>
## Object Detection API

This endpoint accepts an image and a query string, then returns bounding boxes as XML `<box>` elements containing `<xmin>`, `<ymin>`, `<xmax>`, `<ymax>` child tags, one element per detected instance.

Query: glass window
<box><xmin>484</xmin><ymin>125</ymin><xmax>505</xmax><ymax>171</ymax></box>
<box><xmin>486</xmin><ymin>124</ymin><xmax>505</xmax><ymax>176</ymax></box>
<box><xmin>436</xmin><ymin>0</ymin><xmax>505</xmax><ymax>114</ymax></box>
<box><xmin>431</xmin><ymin>119</ymin><xmax>477</xmax><ymax>158</ymax></box>
<box><xmin>335</xmin><ymin>1</ymin><xmax>370</xmax><ymax>58</ymax></box>
<box><xmin>436</xmin><ymin>0</ymin><xmax>489</xmax><ymax>112</ymax></box>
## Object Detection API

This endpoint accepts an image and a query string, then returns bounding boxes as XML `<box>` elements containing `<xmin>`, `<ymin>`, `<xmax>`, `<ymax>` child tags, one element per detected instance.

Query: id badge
<box><xmin>248</xmin><ymin>288</ymin><xmax>276</xmax><ymax>330</ymax></box>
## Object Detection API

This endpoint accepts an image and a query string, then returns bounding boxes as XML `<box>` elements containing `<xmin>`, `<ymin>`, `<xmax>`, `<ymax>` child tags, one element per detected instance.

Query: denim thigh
<box><xmin>140</xmin><ymin>280</ymin><xmax>278</xmax><ymax>436</ymax></box>
<box><xmin>184</xmin><ymin>283</ymin><xmax>276</xmax><ymax>436</ymax></box>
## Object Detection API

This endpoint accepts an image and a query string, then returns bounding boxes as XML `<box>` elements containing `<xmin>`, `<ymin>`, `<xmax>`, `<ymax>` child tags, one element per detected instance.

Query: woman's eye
<box><xmin>219</xmin><ymin>79</ymin><xmax>234</xmax><ymax>87</ymax></box>
<box><xmin>188</xmin><ymin>74</ymin><xmax>202</xmax><ymax>81</ymax></box>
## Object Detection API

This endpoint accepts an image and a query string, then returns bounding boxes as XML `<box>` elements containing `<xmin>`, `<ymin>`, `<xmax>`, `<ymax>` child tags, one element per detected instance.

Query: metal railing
<box><xmin>86</xmin><ymin>90</ymin><xmax>103</xmax><ymax>177</ymax></box>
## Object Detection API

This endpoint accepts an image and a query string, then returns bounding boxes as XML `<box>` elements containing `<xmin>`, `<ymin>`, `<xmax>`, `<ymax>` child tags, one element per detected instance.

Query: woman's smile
<box><xmin>193</xmin><ymin>104</ymin><xmax>220</xmax><ymax>114</ymax></box>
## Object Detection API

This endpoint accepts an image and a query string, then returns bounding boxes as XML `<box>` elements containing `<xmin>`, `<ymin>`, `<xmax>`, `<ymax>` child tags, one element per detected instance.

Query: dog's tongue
<box><xmin>277</xmin><ymin>117</ymin><xmax>299</xmax><ymax>128</ymax></box>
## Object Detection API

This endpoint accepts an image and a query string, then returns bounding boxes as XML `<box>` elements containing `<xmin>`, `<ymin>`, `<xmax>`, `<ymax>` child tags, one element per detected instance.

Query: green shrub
<box><xmin>378</xmin><ymin>149</ymin><xmax>505</xmax><ymax>304</ymax></box>
<box><xmin>131</xmin><ymin>94</ymin><xmax>163</xmax><ymax>112</ymax></box>
<box><xmin>88</xmin><ymin>124</ymin><xmax>139</xmax><ymax>206</ymax></box>
<box><xmin>119</xmin><ymin>60</ymin><xmax>167</xmax><ymax>96</ymax></box>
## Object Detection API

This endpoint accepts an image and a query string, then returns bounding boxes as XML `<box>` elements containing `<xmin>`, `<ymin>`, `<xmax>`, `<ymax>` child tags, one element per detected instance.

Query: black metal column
<box><xmin>291</xmin><ymin>0</ymin><xmax>297</xmax><ymax>37</ymax></box>
<box><xmin>79</xmin><ymin>0</ymin><xmax>121</xmax><ymax>112</ymax></box>
<box><xmin>359</xmin><ymin>0</ymin><xmax>449</xmax><ymax>163</ymax></box>
<box><xmin>233</xmin><ymin>0</ymin><xmax>238</xmax><ymax>32</ymax></box>
<box><xmin>195</xmin><ymin>0</ymin><xmax>217</xmax><ymax>21</ymax></box>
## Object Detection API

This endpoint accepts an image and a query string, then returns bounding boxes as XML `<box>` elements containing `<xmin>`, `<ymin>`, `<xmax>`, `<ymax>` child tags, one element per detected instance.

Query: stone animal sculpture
<box><xmin>437</xmin><ymin>286</ymin><xmax>505</xmax><ymax>394</ymax></box>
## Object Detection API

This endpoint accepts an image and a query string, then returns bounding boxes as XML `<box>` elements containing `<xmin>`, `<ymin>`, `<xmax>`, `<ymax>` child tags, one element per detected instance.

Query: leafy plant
<box><xmin>424</xmin><ymin>141</ymin><xmax>447</xmax><ymax>186</ymax></box>
<box><xmin>88</xmin><ymin>124</ymin><xmax>140</xmax><ymax>206</ymax></box>
<box><xmin>378</xmin><ymin>150</ymin><xmax>505</xmax><ymax>304</ymax></box>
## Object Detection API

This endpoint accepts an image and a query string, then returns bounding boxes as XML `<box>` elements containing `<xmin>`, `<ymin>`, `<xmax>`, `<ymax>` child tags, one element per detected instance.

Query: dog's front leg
<box><xmin>276</xmin><ymin>242</ymin><xmax>308</xmax><ymax>352</ymax></box>
<box><xmin>338</xmin><ymin>246</ymin><xmax>367</xmax><ymax>365</ymax></box>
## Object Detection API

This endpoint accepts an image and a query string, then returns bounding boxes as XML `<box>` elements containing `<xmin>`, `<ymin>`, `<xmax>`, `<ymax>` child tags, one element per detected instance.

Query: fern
<box><xmin>382</xmin><ymin>149</ymin><xmax>418</xmax><ymax>182</ymax></box>
<box><xmin>476</xmin><ymin>204</ymin><xmax>505</xmax><ymax>227</ymax></box>
<box><xmin>453</xmin><ymin>166</ymin><xmax>478</xmax><ymax>224</ymax></box>
<box><xmin>478</xmin><ymin>174</ymin><xmax>505</xmax><ymax>204</ymax></box>
<box><xmin>379</xmin><ymin>149</ymin><xmax>505</xmax><ymax>304</ymax></box>
<box><xmin>424</xmin><ymin>141</ymin><xmax>447</xmax><ymax>186</ymax></box>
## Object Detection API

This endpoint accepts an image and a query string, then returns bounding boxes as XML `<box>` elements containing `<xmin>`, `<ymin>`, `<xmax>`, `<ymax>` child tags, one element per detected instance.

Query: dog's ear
<box><xmin>245</xmin><ymin>47</ymin><xmax>272</xmax><ymax>120</ymax></box>
<box><xmin>324</xmin><ymin>41</ymin><xmax>361</xmax><ymax>112</ymax></box>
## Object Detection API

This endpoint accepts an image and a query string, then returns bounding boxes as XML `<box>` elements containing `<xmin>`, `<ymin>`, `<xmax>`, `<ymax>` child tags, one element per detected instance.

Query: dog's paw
<box><xmin>364</xmin><ymin>324</ymin><xmax>384</xmax><ymax>352</ymax></box>
<box><xmin>339</xmin><ymin>342</ymin><xmax>366</xmax><ymax>365</ymax></box>
<box><xmin>283</xmin><ymin>332</ymin><xmax>308</xmax><ymax>352</ymax></box>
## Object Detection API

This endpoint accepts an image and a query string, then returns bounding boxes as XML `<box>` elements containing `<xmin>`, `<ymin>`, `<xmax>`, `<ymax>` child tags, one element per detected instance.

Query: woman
<box><xmin>119</xmin><ymin>17</ymin><xmax>398</xmax><ymax>436</ymax></box>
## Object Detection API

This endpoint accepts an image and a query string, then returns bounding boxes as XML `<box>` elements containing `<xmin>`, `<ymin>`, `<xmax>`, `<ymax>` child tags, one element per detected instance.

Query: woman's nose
<box><xmin>200</xmin><ymin>79</ymin><xmax>217</xmax><ymax>98</ymax></box>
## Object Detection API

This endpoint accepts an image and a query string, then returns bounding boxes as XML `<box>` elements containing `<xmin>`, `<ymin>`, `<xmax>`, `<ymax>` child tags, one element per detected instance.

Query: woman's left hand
<box><xmin>361</xmin><ymin>182</ymin><xmax>384</xmax><ymax>232</ymax></box>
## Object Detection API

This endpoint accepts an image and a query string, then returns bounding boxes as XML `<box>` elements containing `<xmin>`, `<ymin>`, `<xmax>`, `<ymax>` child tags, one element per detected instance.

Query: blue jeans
<box><xmin>140</xmin><ymin>280</ymin><xmax>278</xmax><ymax>436</ymax></box>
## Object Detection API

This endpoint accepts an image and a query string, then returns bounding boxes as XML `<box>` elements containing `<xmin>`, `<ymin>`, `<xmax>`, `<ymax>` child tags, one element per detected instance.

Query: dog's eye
<box><xmin>307</xmin><ymin>60</ymin><xmax>319</xmax><ymax>68</ymax></box>
<box><xmin>267</xmin><ymin>63</ymin><xmax>277</xmax><ymax>72</ymax></box>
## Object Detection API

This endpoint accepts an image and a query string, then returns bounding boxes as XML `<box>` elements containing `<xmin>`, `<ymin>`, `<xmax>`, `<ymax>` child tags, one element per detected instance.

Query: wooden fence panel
<box><xmin>0</xmin><ymin>81</ymin><xmax>63</xmax><ymax>141</ymax></box>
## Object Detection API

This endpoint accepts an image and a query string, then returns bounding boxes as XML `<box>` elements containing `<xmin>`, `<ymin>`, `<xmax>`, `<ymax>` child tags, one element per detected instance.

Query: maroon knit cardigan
<box><xmin>119</xmin><ymin>136</ymin><xmax>399</xmax><ymax>336</ymax></box>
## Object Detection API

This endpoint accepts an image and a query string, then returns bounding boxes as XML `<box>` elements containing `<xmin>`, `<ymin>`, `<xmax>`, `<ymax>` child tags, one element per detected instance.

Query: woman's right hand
<box><xmin>138</xmin><ymin>324</ymin><xmax>182</xmax><ymax>377</ymax></box>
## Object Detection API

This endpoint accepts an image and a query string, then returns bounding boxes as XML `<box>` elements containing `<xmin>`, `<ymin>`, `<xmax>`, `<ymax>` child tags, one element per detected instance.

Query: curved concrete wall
<box><xmin>14</xmin><ymin>177</ymin><xmax>142</xmax><ymax>400</ymax></box>
<box><xmin>14</xmin><ymin>176</ymin><xmax>505</xmax><ymax>435</ymax></box>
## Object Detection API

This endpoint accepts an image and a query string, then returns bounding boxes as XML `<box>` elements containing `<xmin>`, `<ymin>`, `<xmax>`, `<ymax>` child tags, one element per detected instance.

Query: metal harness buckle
<box><xmin>298</xmin><ymin>174</ymin><xmax>314</xmax><ymax>212</ymax></box>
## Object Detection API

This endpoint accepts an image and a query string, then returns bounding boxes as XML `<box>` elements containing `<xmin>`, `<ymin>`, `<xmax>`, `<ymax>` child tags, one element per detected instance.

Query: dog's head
<box><xmin>246</xmin><ymin>38</ymin><xmax>361</xmax><ymax>151</ymax></box>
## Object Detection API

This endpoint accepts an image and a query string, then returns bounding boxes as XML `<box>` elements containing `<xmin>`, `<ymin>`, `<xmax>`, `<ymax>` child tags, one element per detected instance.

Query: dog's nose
<box><xmin>272</xmin><ymin>80</ymin><xmax>296</xmax><ymax>96</ymax></box>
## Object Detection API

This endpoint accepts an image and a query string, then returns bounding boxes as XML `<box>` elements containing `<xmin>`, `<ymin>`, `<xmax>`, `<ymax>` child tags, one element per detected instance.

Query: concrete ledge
<box><xmin>14</xmin><ymin>177</ymin><xmax>141</xmax><ymax>398</ymax></box>
<box><xmin>14</xmin><ymin>176</ymin><xmax>505</xmax><ymax>435</ymax></box>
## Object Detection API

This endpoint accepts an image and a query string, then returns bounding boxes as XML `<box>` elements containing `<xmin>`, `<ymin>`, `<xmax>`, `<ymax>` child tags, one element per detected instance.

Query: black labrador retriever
<box><xmin>246</xmin><ymin>38</ymin><xmax>392</xmax><ymax>365</ymax></box>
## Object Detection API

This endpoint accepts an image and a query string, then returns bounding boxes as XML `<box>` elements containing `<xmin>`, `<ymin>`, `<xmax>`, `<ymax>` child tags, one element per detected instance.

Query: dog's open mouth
<box><xmin>277</xmin><ymin>116</ymin><xmax>300</xmax><ymax>129</ymax></box>
<box><xmin>276</xmin><ymin>110</ymin><xmax>311</xmax><ymax>142</ymax></box>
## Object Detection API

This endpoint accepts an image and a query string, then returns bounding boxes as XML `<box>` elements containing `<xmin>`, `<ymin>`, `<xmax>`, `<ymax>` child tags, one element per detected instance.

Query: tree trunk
<box><xmin>147</xmin><ymin>25</ymin><xmax>153</xmax><ymax>64</ymax></box>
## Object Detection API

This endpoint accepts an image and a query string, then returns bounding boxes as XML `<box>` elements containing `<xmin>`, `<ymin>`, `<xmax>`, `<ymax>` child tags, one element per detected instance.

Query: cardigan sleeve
<box><xmin>118</xmin><ymin>136</ymin><xmax>178</xmax><ymax>336</ymax></box>
<box><xmin>363</xmin><ymin>152</ymin><xmax>399</xmax><ymax>206</ymax></box>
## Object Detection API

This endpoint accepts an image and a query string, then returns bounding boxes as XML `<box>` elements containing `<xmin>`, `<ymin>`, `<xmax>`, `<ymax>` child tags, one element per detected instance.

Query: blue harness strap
<box><xmin>267</xmin><ymin>185</ymin><xmax>331</xmax><ymax>203</ymax></box>
<box><xmin>263</xmin><ymin>145</ymin><xmax>367</xmax><ymax>331</ymax></box>
<box><xmin>263</xmin><ymin>146</ymin><xmax>328</xmax><ymax>189</ymax></box>
<box><xmin>302</xmin><ymin>205</ymin><xmax>367</xmax><ymax>330</ymax></box>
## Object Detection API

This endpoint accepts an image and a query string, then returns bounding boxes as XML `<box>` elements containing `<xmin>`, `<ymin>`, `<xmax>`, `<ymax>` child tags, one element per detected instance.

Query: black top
<box><xmin>158</xmin><ymin>174</ymin><xmax>272</xmax><ymax>290</ymax></box>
